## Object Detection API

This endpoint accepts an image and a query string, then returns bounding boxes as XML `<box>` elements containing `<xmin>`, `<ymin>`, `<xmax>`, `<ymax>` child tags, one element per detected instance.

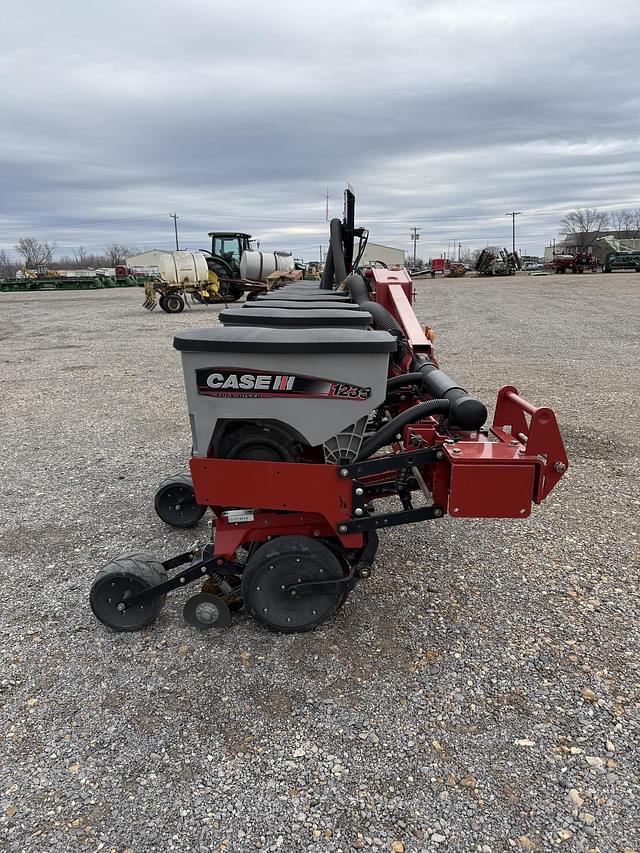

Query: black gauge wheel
<box><xmin>90</xmin><ymin>553</ymin><xmax>166</xmax><ymax>632</ymax></box>
<box><xmin>154</xmin><ymin>472</ymin><xmax>207</xmax><ymax>528</ymax></box>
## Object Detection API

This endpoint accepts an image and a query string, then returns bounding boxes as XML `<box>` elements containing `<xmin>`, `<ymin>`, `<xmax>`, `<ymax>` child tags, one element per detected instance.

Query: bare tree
<box><xmin>560</xmin><ymin>209</ymin><xmax>609</xmax><ymax>247</ymax></box>
<box><xmin>15</xmin><ymin>237</ymin><xmax>56</xmax><ymax>268</ymax></box>
<box><xmin>104</xmin><ymin>243</ymin><xmax>136</xmax><ymax>266</ymax></box>
<box><xmin>0</xmin><ymin>249</ymin><xmax>17</xmax><ymax>278</ymax></box>
<box><xmin>630</xmin><ymin>209</ymin><xmax>640</xmax><ymax>232</ymax></box>
<box><xmin>71</xmin><ymin>246</ymin><xmax>88</xmax><ymax>266</ymax></box>
<box><xmin>610</xmin><ymin>209</ymin><xmax>634</xmax><ymax>233</ymax></box>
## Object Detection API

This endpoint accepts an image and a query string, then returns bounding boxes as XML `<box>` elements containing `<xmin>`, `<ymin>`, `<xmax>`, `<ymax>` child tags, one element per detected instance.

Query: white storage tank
<box><xmin>126</xmin><ymin>250</ymin><xmax>209</xmax><ymax>284</ymax></box>
<box><xmin>240</xmin><ymin>251</ymin><xmax>295</xmax><ymax>282</ymax></box>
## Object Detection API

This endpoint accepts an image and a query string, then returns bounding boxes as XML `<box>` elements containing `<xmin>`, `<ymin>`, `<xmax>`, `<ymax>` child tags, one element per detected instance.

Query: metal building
<box><xmin>356</xmin><ymin>242</ymin><xmax>405</xmax><ymax>268</ymax></box>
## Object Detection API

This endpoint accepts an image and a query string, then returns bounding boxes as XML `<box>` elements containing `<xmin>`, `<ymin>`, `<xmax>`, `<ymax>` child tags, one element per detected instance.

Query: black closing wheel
<box><xmin>90</xmin><ymin>553</ymin><xmax>167</xmax><ymax>632</ymax></box>
<box><xmin>154</xmin><ymin>472</ymin><xmax>207</xmax><ymax>528</ymax></box>
<box><xmin>183</xmin><ymin>592</ymin><xmax>232</xmax><ymax>630</ymax></box>
<box><xmin>242</xmin><ymin>536</ymin><xmax>346</xmax><ymax>633</ymax></box>
<box><xmin>159</xmin><ymin>293</ymin><xmax>185</xmax><ymax>313</ymax></box>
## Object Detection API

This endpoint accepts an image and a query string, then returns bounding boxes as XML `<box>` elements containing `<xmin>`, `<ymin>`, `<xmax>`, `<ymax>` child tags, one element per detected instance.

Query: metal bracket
<box><xmin>287</xmin><ymin>573</ymin><xmax>357</xmax><ymax>598</ymax></box>
<box><xmin>340</xmin><ymin>446</ymin><xmax>442</xmax><ymax>479</ymax></box>
<box><xmin>121</xmin><ymin>554</ymin><xmax>242</xmax><ymax>608</ymax></box>
<box><xmin>351</xmin><ymin>479</ymin><xmax>366</xmax><ymax>518</ymax></box>
<box><xmin>340</xmin><ymin>505</ymin><xmax>444</xmax><ymax>533</ymax></box>
<box><xmin>286</xmin><ymin>530</ymin><xmax>380</xmax><ymax>598</ymax></box>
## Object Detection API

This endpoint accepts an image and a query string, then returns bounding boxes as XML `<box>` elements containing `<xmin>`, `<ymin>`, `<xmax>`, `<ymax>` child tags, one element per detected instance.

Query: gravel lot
<box><xmin>1</xmin><ymin>273</ymin><xmax>638</xmax><ymax>853</ymax></box>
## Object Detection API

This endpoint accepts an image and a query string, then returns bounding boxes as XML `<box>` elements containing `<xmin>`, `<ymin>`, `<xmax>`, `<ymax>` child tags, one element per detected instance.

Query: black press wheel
<box><xmin>90</xmin><ymin>553</ymin><xmax>167</xmax><ymax>631</ymax></box>
<box><xmin>154</xmin><ymin>472</ymin><xmax>207</xmax><ymax>528</ymax></box>
<box><xmin>241</xmin><ymin>536</ymin><xmax>346</xmax><ymax>633</ymax></box>
<box><xmin>159</xmin><ymin>293</ymin><xmax>185</xmax><ymax>313</ymax></box>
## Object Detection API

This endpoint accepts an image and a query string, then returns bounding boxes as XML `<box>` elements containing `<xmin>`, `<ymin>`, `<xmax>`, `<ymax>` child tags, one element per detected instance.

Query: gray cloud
<box><xmin>1</xmin><ymin>0</ymin><xmax>639</xmax><ymax>259</ymax></box>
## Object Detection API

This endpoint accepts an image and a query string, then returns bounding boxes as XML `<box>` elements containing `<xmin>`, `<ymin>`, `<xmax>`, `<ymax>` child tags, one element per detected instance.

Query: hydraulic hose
<box><xmin>357</xmin><ymin>399</ymin><xmax>450</xmax><ymax>461</ymax></box>
<box><xmin>346</xmin><ymin>272</ymin><xmax>371</xmax><ymax>304</ymax></box>
<box><xmin>330</xmin><ymin>217</ymin><xmax>348</xmax><ymax>284</ymax></box>
<box><xmin>386</xmin><ymin>372</ymin><xmax>425</xmax><ymax>392</ymax></box>
<box><xmin>412</xmin><ymin>354</ymin><xmax>487</xmax><ymax>431</ymax></box>
<box><xmin>321</xmin><ymin>243</ymin><xmax>335</xmax><ymax>290</ymax></box>
<box><xmin>359</xmin><ymin>300</ymin><xmax>401</xmax><ymax>333</ymax></box>
<box><xmin>359</xmin><ymin>299</ymin><xmax>408</xmax><ymax>361</ymax></box>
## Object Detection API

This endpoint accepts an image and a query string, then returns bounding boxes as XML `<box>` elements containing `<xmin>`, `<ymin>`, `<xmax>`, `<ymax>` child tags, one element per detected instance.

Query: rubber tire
<box><xmin>219</xmin><ymin>424</ymin><xmax>296</xmax><ymax>462</ymax></box>
<box><xmin>154</xmin><ymin>471</ymin><xmax>207</xmax><ymax>528</ymax></box>
<box><xmin>90</xmin><ymin>553</ymin><xmax>167</xmax><ymax>632</ymax></box>
<box><xmin>159</xmin><ymin>293</ymin><xmax>185</xmax><ymax>313</ymax></box>
<box><xmin>207</xmin><ymin>260</ymin><xmax>244</xmax><ymax>303</ymax></box>
<box><xmin>241</xmin><ymin>536</ymin><xmax>345</xmax><ymax>633</ymax></box>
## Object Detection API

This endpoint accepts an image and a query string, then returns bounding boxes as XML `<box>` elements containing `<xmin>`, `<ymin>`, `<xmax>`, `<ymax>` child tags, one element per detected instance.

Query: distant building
<box><xmin>355</xmin><ymin>242</ymin><xmax>405</xmax><ymax>268</ymax></box>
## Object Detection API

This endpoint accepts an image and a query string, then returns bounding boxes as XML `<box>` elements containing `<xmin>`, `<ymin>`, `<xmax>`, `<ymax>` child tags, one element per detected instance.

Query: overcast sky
<box><xmin>2</xmin><ymin>0</ymin><xmax>639</xmax><ymax>261</ymax></box>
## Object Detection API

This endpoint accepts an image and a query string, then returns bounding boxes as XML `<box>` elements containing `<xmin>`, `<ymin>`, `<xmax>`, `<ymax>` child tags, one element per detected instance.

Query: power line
<box><xmin>0</xmin><ymin>207</ymin><xmax>597</xmax><ymax>238</ymax></box>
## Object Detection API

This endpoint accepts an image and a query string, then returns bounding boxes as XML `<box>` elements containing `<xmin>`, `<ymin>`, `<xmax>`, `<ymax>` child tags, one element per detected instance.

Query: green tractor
<box><xmin>200</xmin><ymin>232</ymin><xmax>254</xmax><ymax>302</ymax></box>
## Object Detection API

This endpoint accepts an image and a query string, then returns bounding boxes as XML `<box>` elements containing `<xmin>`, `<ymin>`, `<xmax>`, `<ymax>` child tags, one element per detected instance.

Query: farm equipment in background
<box><xmin>602</xmin><ymin>251</ymin><xmax>640</xmax><ymax>273</ymax></box>
<box><xmin>597</xmin><ymin>234</ymin><xmax>640</xmax><ymax>272</ymax></box>
<box><xmin>420</xmin><ymin>259</ymin><xmax>465</xmax><ymax>279</ymax></box>
<box><xmin>200</xmin><ymin>232</ymin><xmax>254</xmax><ymax>302</ymax></box>
<box><xmin>475</xmin><ymin>248</ymin><xmax>521</xmax><ymax>276</ymax></box>
<box><xmin>138</xmin><ymin>249</ymin><xmax>302</xmax><ymax>313</ymax></box>
<box><xmin>0</xmin><ymin>265</ymin><xmax>147</xmax><ymax>292</ymax></box>
<box><xmin>544</xmin><ymin>252</ymin><xmax>597</xmax><ymax>274</ymax></box>
<box><xmin>201</xmin><ymin>232</ymin><xmax>299</xmax><ymax>302</ymax></box>
<box><xmin>136</xmin><ymin>250</ymin><xmax>228</xmax><ymax>312</ymax></box>
<box><xmin>20</xmin><ymin>266</ymin><xmax>60</xmax><ymax>279</ymax></box>
<box><xmin>448</xmin><ymin>261</ymin><xmax>466</xmax><ymax>277</ymax></box>
<box><xmin>142</xmin><ymin>276</ymin><xmax>236</xmax><ymax>313</ymax></box>
<box><xmin>428</xmin><ymin>258</ymin><xmax>450</xmax><ymax>278</ymax></box>
<box><xmin>90</xmin><ymin>188</ymin><xmax>569</xmax><ymax>636</ymax></box>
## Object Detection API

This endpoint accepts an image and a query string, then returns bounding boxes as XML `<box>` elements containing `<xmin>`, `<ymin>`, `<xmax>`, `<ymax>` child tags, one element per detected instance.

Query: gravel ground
<box><xmin>0</xmin><ymin>273</ymin><xmax>638</xmax><ymax>853</ymax></box>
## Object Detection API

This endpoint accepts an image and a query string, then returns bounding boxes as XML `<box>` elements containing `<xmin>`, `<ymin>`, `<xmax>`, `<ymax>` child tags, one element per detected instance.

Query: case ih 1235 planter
<box><xmin>90</xmin><ymin>191</ymin><xmax>568</xmax><ymax>635</ymax></box>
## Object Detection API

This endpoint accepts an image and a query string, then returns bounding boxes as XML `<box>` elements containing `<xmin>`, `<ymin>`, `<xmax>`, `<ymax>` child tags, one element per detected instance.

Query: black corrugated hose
<box><xmin>321</xmin><ymin>218</ymin><xmax>348</xmax><ymax>289</ymax></box>
<box><xmin>357</xmin><ymin>399</ymin><xmax>450</xmax><ymax>460</ymax></box>
<box><xmin>386</xmin><ymin>372</ymin><xmax>425</xmax><ymax>392</ymax></box>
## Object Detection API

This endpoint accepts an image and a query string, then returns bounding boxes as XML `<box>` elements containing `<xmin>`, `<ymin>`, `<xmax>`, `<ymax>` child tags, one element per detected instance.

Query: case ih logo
<box><xmin>195</xmin><ymin>368</ymin><xmax>371</xmax><ymax>401</ymax></box>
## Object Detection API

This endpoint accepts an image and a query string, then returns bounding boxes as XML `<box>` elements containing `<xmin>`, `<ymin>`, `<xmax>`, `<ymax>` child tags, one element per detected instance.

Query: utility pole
<box><xmin>169</xmin><ymin>213</ymin><xmax>179</xmax><ymax>250</ymax></box>
<box><xmin>458</xmin><ymin>242</ymin><xmax>462</xmax><ymax>262</ymax></box>
<box><xmin>410</xmin><ymin>226</ymin><xmax>421</xmax><ymax>266</ymax></box>
<box><xmin>506</xmin><ymin>211</ymin><xmax>521</xmax><ymax>254</ymax></box>
<box><xmin>325</xmin><ymin>188</ymin><xmax>329</xmax><ymax>222</ymax></box>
